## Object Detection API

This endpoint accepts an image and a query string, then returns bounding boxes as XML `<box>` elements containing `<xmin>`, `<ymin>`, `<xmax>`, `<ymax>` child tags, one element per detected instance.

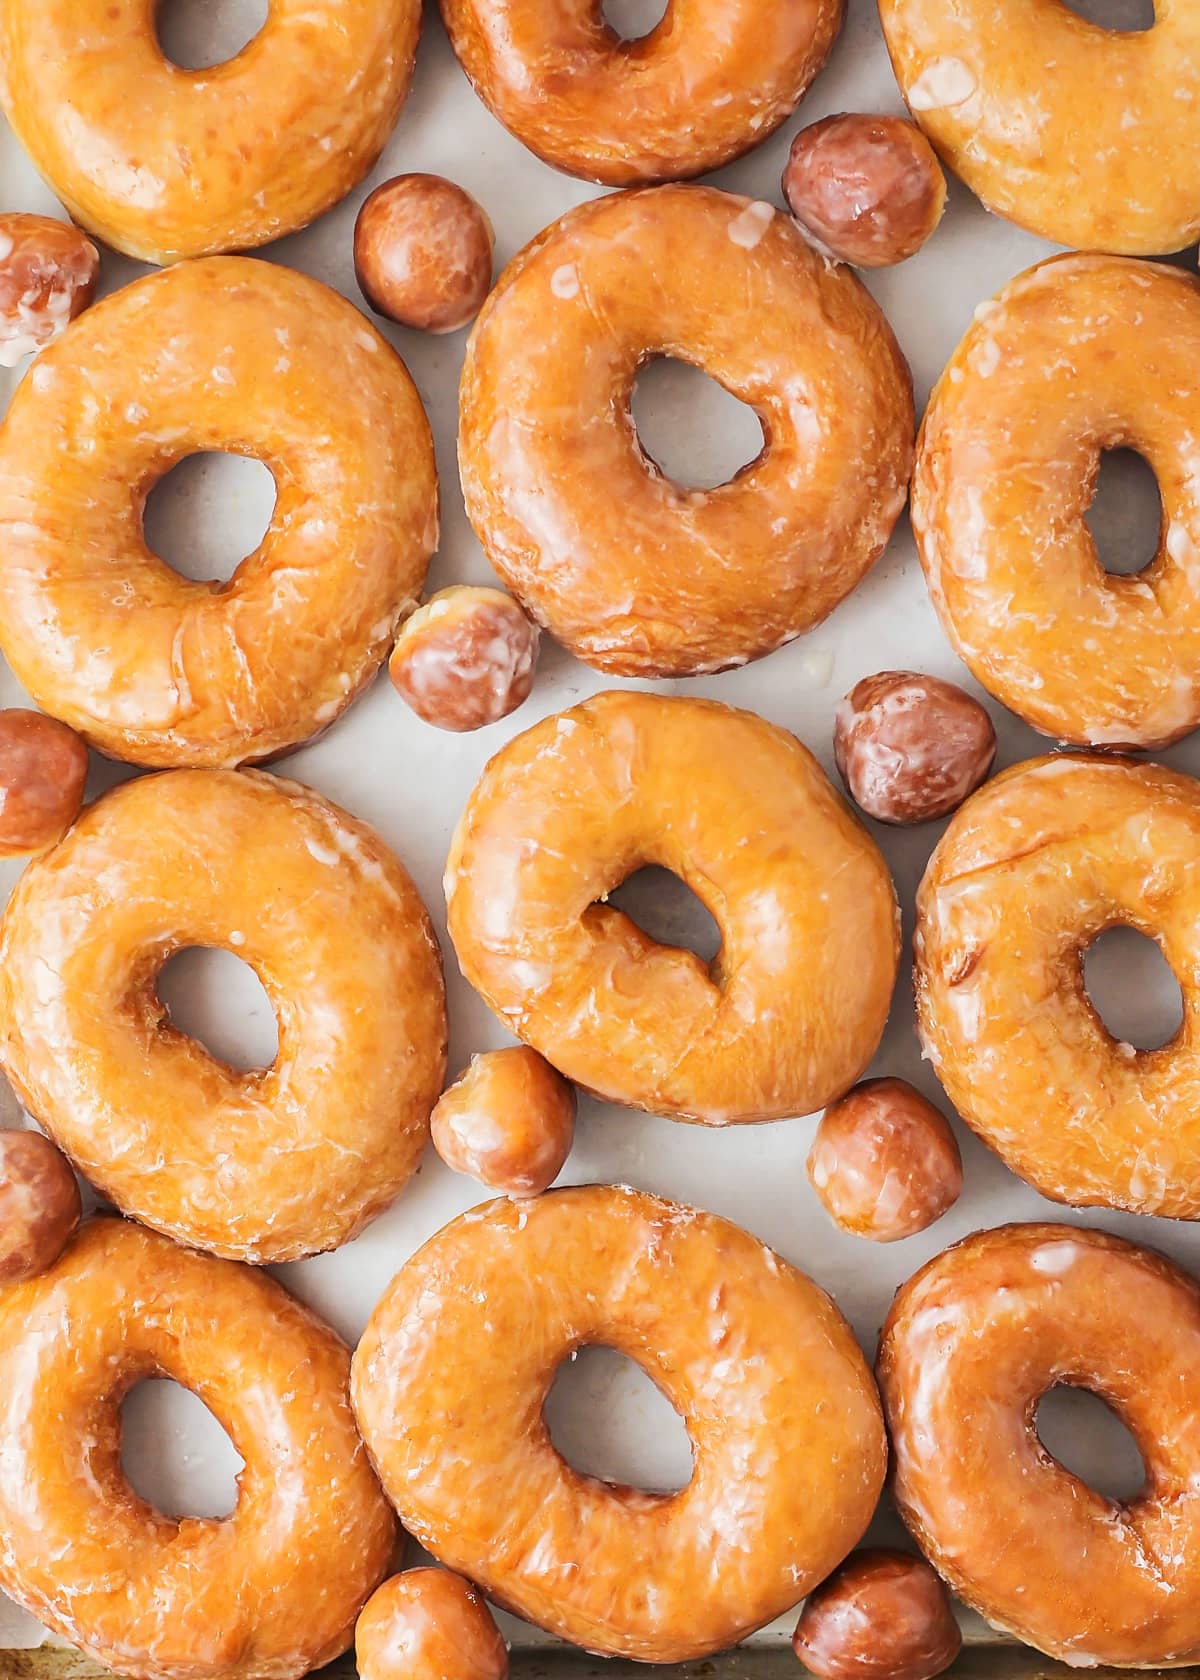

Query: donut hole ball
<box><xmin>0</xmin><ymin>709</ymin><xmax>88</xmax><ymax>857</ymax></box>
<box><xmin>356</xmin><ymin>1569</ymin><xmax>508</xmax><ymax>1680</ymax></box>
<box><xmin>389</xmin><ymin>587</ymin><xmax>539</xmax><ymax>732</ymax></box>
<box><xmin>834</xmin><ymin>671</ymin><xmax>995</xmax><ymax>826</ymax></box>
<box><xmin>0</xmin><ymin>213</ymin><xmax>99</xmax><ymax>368</ymax></box>
<box><xmin>0</xmin><ymin>1131</ymin><xmax>81</xmax><ymax>1285</ymax></box>
<box><xmin>807</xmin><ymin>1078</ymin><xmax>962</xmax><ymax>1242</ymax></box>
<box><xmin>431</xmin><ymin>1047</ymin><xmax>575</xmax><ymax>1198</ymax></box>
<box><xmin>354</xmin><ymin>175</ymin><xmax>494</xmax><ymax>334</ymax></box>
<box><xmin>782</xmin><ymin>114</ymin><xmax>946</xmax><ymax>269</ymax></box>
<box><xmin>793</xmin><ymin>1550</ymin><xmax>961</xmax><ymax>1680</ymax></box>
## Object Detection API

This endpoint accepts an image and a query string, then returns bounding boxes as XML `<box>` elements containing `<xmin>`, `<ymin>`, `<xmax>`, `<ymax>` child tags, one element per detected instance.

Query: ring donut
<box><xmin>915</xmin><ymin>753</ymin><xmax>1200</xmax><ymax>1218</ymax></box>
<box><xmin>878</xmin><ymin>1223</ymin><xmax>1200</xmax><ymax>1667</ymax></box>
<box><xmin>0</xmin><ymin>768</ymin><xmax>447</xmax><ymax>1262</ymax></box>
<box><xmin>352</xmin><ymin>1185</ymin><xmax>886</xmax><ymax>1663</ymax></box>
<box><xmin>914</xmin><ymin>254</ymin><xmax>1200</xmax><ymax>751</ymax></box>
<box><xmin>0</xmin><ymin>257</ymin><xmax>437</xmax><ymax>769</ymax></box>
<box><xmin>446</xmin><ymin>690</ymin><xmax>899</xmax><ymax>1123</ymax></box>
<box><xmin>459</xmin><ymin>185</ymin><xmax>913</xmax><ymax>678</ymax></box>
<box><xmin>438</xmin><ymin>0</ymin><xmax>842</xmax><ymax>186</ymax></box>
<box><xmin>0</xmin><ymin>1</ymin><xmax>421</xmax><ymax>264</ymax></box>
<box><xmin>877</xmin><ymin>0</ymin><xmax>1200</xmax><ymax>253</ymax></box>
<box><xmin>0</xmin><ymin>1216</ymin><xmax>395</xmax><ymax>1680</ymax></box>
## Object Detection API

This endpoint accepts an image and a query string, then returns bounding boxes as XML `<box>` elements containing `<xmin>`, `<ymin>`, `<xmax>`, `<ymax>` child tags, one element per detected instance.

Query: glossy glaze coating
<box><xmin>0</xmin><ymin>1217</ymin><xmax>395</xmax><ymax>1680</ymax></box>
<box><xmin>792</xmin><ymin>1549</ymin><xmax>961</xmax><ymax>1680</ymax></box>
<box><xmin>879</xmin><ymin>1223</ymin><xmax>1200</xmax><ymax>1666</ymax></box>
<box><xmin>0</xmin><ymin>769</ymin><xmax>447</xmax><ymax>1261</ymax></box>
<box><xmin>432</xmin><ymin>1047</ymin><xmax>576</xmax><ymax>1197</ymax></box>
<box><xmin>914</xmin><ymin>254</ymin><xmax>1200</xmax><ymax>750</ymax></box>
<box><xmin>915</xmin><ymin>754</ymin><xmax>1200</xmax><ymax>1217</ymax></box>
<box><xmin>0</xmin><ymin>1131</ymin><xmax>81</xmax><ymax>1284</ymax></box>
<box><xmin>0</xmin><ymin>212</ymin><xmax>98</xmax><ymax>366</ymax></box>
<box><xmin>353</xmin><ymin>1186</ymin><xmax>885</xmax><ymax>1663</ymax></box>
<box><xmin>459</xmin><ymin>185</ymin><xmax>913</xmax><ymax>677</ymax></box>
<box><xmin>446</xmin><ymin>691</ymin><xmax>899</xmax><ymax>1123</ymax></box>
<box><xmin>355</xmin><ymin>175</ymin><xmax>494</xmax><ymax>334</ymax></box>
<box><xmin>0</xmin><ymin>709</ymin><xmax>88</xmax><ymax>856</ymax></box>
<box><xmin>438</xmin><ymin>0</ymin><xmax>843</xmax><ymax>186</ymax></box>
<box><xmin>808</xmin><ymin>1079</ymin><xmax>962</xmax><ymax>1242</ymax></box>
<box><xmin>782</xmin><ymin>115</ymin><xmax>946</xmax><ymax>268</ymax></box>
<box><xmin>389</xmin><ymin>587</ymin><xmax>539</xmax><ymax>732</ymax></box>
<box><xmin>0</xmin><ymin>0</ymin><xmax>421</xmax><ymax>264</ymax></box>
<box><xmin>0</xmin><ymin>257</ymin><xmax>437</xmax><ymax>768</ymax></box>
<box><xmin>356</xmin><ymin>1570</ymin><xmax>508</xmax><ymax>1680</ymax></box>
<box><xmin>834</xmin><ymin>672</ymin><xmax>995</xmax><ymax>825</ymax></box>
<box><xmin>878</xmin><ymin>0</ymin><xmax>1200</xmax><ymax>253</ymax></box>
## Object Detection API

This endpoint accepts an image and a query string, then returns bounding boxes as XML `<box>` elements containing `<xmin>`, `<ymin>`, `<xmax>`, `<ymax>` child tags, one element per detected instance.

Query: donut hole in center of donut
<box><xmin>1058</xmin><ymin>0</ymin><xmax>1154</xmax><ymax>32</ymax></box>
<box><xmin>1034</xmin><ymin>1385</ymin><xmax>1146</xmax><ymax>1504</ymax></box>
<box><xmin>601</xmin><ymin>0</ymin><xmax>669</xmax><ymax>41</ymax></box>
<box><xmin>142</xmin><ymin>453</ymin><xmax>277</xmax><ymax>586</ymax></box>
<box><xmin>121</xmin><ymin>1378</ymin><xmax>245</xmax><ymax>1520</ymax></box>
<box><xmin>1081</xmin><ymin>925</ymin><xmax>1183</xmax><ymax>1052</ymax></box>
<box><xmin>605</xmin><ymin>866</ymin><xmax>722</xmax><ymax>965</ymax></box>
<box><xmin>155</xmin><ymin>0</ymin><xmax>270</xmax><ymax>70</ymax></box>
<box><xmin>630</xmin><ymin>358</ymin><xmax>765</xmax><ymax>492</ymax></box>
<box><xmin>157</xmin><ymin>946</ymin><xmax>279</xmax><ymax>1073</ymax></box>
<box><xmin>1084</xmin><ymin>448</ymin><xmax>1163</xmax><ymax>575</ymax></box>
<box><xmin>544</xmin><ymin>1345</ymin><xmax>693</xmax><ymax>1493</ymax></box>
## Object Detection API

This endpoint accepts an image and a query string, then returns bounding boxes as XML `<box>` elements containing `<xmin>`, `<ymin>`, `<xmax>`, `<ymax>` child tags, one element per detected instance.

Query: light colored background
<box><xmin>0</xmin><ymin>0</ymin><xmax>1187</xmax><ymax>1656</ymax></box>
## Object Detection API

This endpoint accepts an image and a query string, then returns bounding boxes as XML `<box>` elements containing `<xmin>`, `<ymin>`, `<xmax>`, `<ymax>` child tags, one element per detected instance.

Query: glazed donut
<box><xmin>352</xmin><ymin>1186</ymin><xmax>885</xmax><ymax>1663</ymax></box>
<box><xmin>914</xmin><ymin>255</ymin><xmax>1200</xmax><ymax>751</ymax></box>
<box><xmin>438</xmin><ymin>0</ymin><xmax>842</xmax><ymax>186</ymax></box>
<box><xmin>878</xmin><ymin>1222</ymin><xmax>1200</xmax><ymax>1667</ymax></box>
<box><xmin>445</xmin><ymin>690</ymin><xmax>899</xmax><ymax>1123</ymax></box>
<box><xmin>0</xmin><ymin>257</ymin><xmax>437</xmax><ymax>768</ymax></box>
<box><xmin>0</xmin><ymin>1216</ymin><xmax>394</xmax><ymax>1680</ymax></box>
<box><xmin>0</xmin><ymin>768</ymin><xmax>447</xmax><ymax>1262</ymax></box>
<box><xmin>914</xmin><ymin>753</ymin><xmax>1200</xmax><ymax>1218</ymax></box>
<box><xmin>877</xmin><ymin>0</ymin><xmax>1200</xmax><ymax>253</ymax></box>
<box><xmin>459</xmin><ymin>185</ymin><xmax>913</xmax><ymax>677</ymax></box>
<box><xmin>0</xmin><ymin>0</ymin><xmax>421</xmax><ymax>265</ymax></box>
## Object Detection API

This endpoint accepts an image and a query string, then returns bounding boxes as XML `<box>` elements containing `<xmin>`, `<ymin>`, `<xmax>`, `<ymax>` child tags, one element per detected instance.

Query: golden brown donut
<box><xmin>878</xmin><ymin>0</ymin><xmax>1200</xmax><ymax>254</ymax></box>
<box><xmin>356</xmin><ymin>1571</ymin><xmax>509</xmax><ymax>1680</ymax></box>
<box><xmin>446</xmin><ymin>691</ymin><xmax>899</xmax><ymax>1123</ymax></box>
<box><xmin>0</xmin><ymin>257</ymin><xmax>437</xmax><ymax>769</ymax></box>
<box><xmin>352</xmin><ymin>1186</ymin><xmax>886</xmax><ymax>1663</ymax></box>
<box><xmin>0</xmin><ymin>1130</ymin><xmax>81</xmax><ymax>1284</ymax></box>
<box><xmin>432</xmin><ymin>1047</ymin><xmax>576</xmax><ymax>1197</ymax></box>
<box><xmin>792</xmin><ymin>1550</ymin><xmax>961</xmax><ymax>1680</ymax></box>
<box><xmin>0</xmin><ymin>0</ymin><xmax>421</xmax><ymax>265</ymax></box>
<box><xmin>0</xmin><ymin>212</ymin><xmax>98</xmax><ymax>366</ymax></box>
<box><xmin>0</xmin><ymin>768</ymin><xmax>447</xmax><ymax>1262</ymax></box>
<box><xmin>459</xmin><ymin>185</ymin><xmax>914</xmax><ymax>678</ymax></box>
<box><xmin>913</xmin><ymin>255</ymin><xmax>1200</xmax><ymax>751</ymax></box>
<box><xmin>878</xmin><ymin>1223</ymin><xmax>1200</xmax><ymax>1667</ymax></box>
<box><xmin>0</xmin><ymin>1216</ymin><xmax>395</xmax><ymax>1680</ymax></box>
<box><xmin>438</xmin><ymin>0</ymin><xmax>843</xmax><ymax>186</ymax></box>
<box><xmin>915</xmin><ymin>753</ymin><xmax>1200</xmax><ymax>1218</ymax></box>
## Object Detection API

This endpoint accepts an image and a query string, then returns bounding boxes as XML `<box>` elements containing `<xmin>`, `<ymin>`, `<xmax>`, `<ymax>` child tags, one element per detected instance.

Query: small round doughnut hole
<box><xmin>432</xmin><ymin>1047</ymin><xmax>575</xmax><ymax>1198</ymax></box>
<box><xmin>0</xmin><ymin>709</ymin><xmax>89</xmax><ymax>856</ymax></box>
<box><xmin>389</xmin><ymin>586</ymin><xmax>540</xmax><ymax>733</ymax></box>
<box><xmin>793</xmin><ymin>1550</ymin><xmax>961</xmax><ymax>1680</ymax></box>
<box><xmin>356</xmin><ymin>1569</ymin><xmax>508</xmax><ymax>1680</ymax></box>
<box><xmin>782</xmin><ymin>114</ymin><xmax>946</xmax><ymax>268</ymax></box>
<box><xmin>808</xmin><ymin>1078</ymin><xmax>963</xmax><ymax>1242</ymax></box>
<box><xmin>834</xmin><ymin>670</ymin><xmax>996</xmax><ymax>826</ymax></box>
<box><xmin>0</xmin><ymin>1131</ymin><xmax>82</xmax><ymax>1285</ymax></box>
<box><xmin>354</xmin><ymin>174</ymin><xmax>494</xmax><ymax>333</ymax></box>
<box><xmin>0</xmin><ymin>212</ymin><xmax>100</xmax><ymax>367</ymax></box>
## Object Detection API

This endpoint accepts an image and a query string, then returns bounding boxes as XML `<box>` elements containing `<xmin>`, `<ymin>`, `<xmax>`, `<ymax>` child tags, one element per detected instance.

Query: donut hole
<box><xmin>1081</xmin><ymin>925</ymin><xmax>1183</xmax><ymax>1052</ymax></box>
<box><xmin>602</xmin><ymin>0</ymin><xmax>669</xmax><ymax>40</ymax></box>
<box><xmin>143</xmin><ymin>453</ymin><xmax>277</xmax><ymax>585</ymax></box>
<box><xmin>1035</xmin><ymin>1385</ymin><xmax>1146</xmax><ymax>1503</ymax></box>
<box><xmin>121</xmin><ymin>1379</ymin><xmax>244</xmax><ymax>1520</ymax></box>
<box><xmin>544</xmin><ymin>1345</ymin><xmax>693</xmax><ymax>1493</ymax></box>
<box><xmin>630</xmin><ymin>358</ymin><xmax>765</xmax><ymax>492</ymax></box>
<box><xmin>157</xmin><ymin>946</ymin><xmax>279</xmax><ymax>1073</ymax></box>
<box><xmin>155</xmin><ymin>0</ymin><xmax>270</xmax><ymax>69</ymax></box>
<box><xmin>606</xmin><ymin>866</ymin><xmax>722</xmax><ymax>965</ymax></box>
<box><xmin>1059</xmin><ymin>0</ymin><xmax>1154</xmax><ymax>31</ymax></box>
<box><xmin>1085</xmin><ymin>448</ymin><xmax>1163</xmax><ymax>575</ymax></box>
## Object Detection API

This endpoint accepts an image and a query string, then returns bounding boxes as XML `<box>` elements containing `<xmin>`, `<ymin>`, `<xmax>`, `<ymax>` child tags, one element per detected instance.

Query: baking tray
<box><xmin>0</xmin><ymin>0</ymin><xmax>1194</xmax><ymax>1671</ymax></box>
